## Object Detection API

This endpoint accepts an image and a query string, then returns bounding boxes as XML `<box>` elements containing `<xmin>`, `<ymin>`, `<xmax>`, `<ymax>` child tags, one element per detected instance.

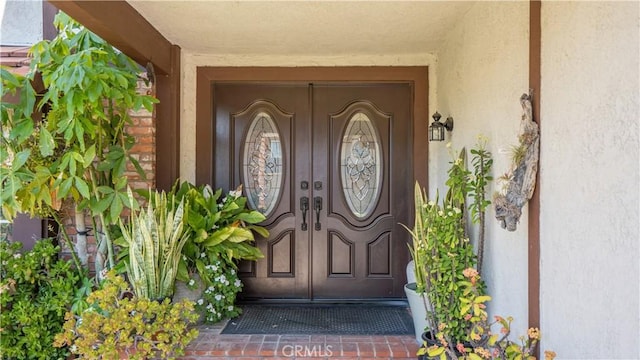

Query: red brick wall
<box><xmin>127</xmin><ymin>78</ymin><xmax>156</xmax><ymax>190</ymax></box>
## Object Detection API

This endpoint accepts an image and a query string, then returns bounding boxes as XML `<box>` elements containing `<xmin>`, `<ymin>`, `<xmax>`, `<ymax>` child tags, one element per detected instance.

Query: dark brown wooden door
<box><xmin>213</xmin><ymin>83</ymin><xmax>412</xmax><ymax>299</ymax></box>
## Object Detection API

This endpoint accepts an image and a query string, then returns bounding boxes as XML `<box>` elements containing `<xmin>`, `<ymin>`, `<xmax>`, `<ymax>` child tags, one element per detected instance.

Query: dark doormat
<box><xmin>221</xmin><ymin>304</ymin><xmax>415</xmax><ymax>335</ymax></box>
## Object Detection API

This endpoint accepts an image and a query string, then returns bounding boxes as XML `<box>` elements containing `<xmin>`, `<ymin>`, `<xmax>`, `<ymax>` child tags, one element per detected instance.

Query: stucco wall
<box><xmin>434</xmin><ymin>0</ymin><xmax>530</xmax><ymax>338</ymax></box>
<box><xmin>540</xmin><ymin>2</ymin><xmax>640</xmax><ymax>358</ymax></box>
<box><xmin>0</xmin><ymin>0</ymin><xmax>43</xmax><ymax>45</ymax></box>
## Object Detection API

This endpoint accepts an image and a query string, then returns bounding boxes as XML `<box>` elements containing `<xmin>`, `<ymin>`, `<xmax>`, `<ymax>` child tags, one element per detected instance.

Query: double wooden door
<box><xmin>212</xmin><ymin>82</ymin><xmax>412</xmax><ymax>299</ymax></box>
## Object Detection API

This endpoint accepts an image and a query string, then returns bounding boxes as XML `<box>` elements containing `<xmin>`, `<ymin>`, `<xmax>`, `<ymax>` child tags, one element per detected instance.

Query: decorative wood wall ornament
<box><xmin>494</xmin><ymin>91</ymin><xmax>540</xmax><ymax>231</ymax></box>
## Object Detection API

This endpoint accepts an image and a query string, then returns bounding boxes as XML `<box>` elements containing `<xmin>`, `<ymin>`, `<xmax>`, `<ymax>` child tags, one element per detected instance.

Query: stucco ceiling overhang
<box><xmin>126</xmin><ymin>1</ymin><xmax>476</xmax><ymax>56</ymax></box>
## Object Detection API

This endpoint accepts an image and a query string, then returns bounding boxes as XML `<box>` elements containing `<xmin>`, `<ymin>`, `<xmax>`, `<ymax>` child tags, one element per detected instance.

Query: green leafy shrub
<box><xmin>54</xmin><ymin>271</ymin><xmax>199</xmax><ymax>360</ymax></box>
<box><xmin>418</xmin><ymin>268</ymin><xmax>554</xmax><ymax>360</ymax></box>
<box><xmin>170</xmin><ymin>181</ymin><xmax>268</xmax><ymax>279</ymax></box>
<box><xmin>406</xmin><ymin>140</ymin><xmax>492</xmax><ymax>343</ymax></box>
<box><xmin>0</xmin><ymin>239</ymin><xmax>82</xmax><ymax>359</ymax></box>
<box><xmin>409</xmin><ymin>183</ymin><xmax>478</xmax><ymax>341</ymax></box>
<box><xmin>165</xmin><ymin>181</ymin><xmax>268</xmax><ymax>323</ymax></box>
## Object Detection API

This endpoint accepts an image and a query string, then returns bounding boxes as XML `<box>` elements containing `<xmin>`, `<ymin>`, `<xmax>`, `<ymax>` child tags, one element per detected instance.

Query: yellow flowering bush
<box><xmin>54</xmin><ymin>271</ymin><xmax>199</xmax><ymax>359</ymax></box>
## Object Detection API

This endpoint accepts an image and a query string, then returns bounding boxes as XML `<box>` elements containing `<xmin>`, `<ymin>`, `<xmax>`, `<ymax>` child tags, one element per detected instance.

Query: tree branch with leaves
<box><xmin>0</xmin><ymin>12</ymin><xmax>157</xmax><ymax>274</ymax></box>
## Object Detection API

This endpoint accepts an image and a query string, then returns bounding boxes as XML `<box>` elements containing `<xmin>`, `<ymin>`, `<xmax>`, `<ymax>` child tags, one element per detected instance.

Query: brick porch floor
<box><xmin>179</xmin><ymin>321</ymin><xmax>421</xmax><ymax>360</ymax></box>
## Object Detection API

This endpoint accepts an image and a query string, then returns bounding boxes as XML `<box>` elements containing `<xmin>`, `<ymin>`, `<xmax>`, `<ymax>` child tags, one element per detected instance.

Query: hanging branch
<box><xmin>494</xmin><ymin>91</ymin><xmax>540</xmax><ymax>231</ymax></box>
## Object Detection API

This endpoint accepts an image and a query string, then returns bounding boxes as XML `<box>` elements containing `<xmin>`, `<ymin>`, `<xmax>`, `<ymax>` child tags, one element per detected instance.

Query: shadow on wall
<box><xmin>1</xmin><ymin>213</ymin><xmax>58</xmax><ymax>252</ymax></box>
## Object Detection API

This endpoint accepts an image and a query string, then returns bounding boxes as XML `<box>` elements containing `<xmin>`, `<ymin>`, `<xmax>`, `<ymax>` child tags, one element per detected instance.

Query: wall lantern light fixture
<box><xmin>428</xmin><ymin>111</ymin><xmax>454</xmax><ymax>142</ymax></box>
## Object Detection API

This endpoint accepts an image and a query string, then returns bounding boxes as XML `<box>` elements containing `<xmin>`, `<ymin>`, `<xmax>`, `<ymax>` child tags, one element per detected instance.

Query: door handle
<box><xmin>300</xmin><ymin>196</ymin><xmax>309</xmax><ymax>231</ymax></box>
<box><xmin>314</xmin><ymin>196</ymin><xmax>323</xmax><ymax>231</ymax></box>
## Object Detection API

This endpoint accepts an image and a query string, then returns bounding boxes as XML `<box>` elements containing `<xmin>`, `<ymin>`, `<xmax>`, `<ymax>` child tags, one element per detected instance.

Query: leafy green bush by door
<box><xmin>0</xmin><ymin>239</ymin><xmax>83</xmax><ymax>359</ymax></box>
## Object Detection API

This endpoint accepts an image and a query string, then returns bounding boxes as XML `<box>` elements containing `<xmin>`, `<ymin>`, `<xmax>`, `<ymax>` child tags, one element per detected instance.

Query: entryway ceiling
<box><xmin>126</xmin><ymin>1</ymin><xmax>475</xmax><ymax>55</ymax></box>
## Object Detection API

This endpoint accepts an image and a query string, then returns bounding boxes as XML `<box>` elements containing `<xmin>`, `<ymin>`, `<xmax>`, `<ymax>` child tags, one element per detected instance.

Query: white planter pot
<box><xmin>406</xmin><ymin>260</ymin><xmax>416</xmax><ymax>285</ymax></box>
<box><xmin>404</xmin><ymin>282</ymin><xmax>430</xmax><ymax>344</ymax></box>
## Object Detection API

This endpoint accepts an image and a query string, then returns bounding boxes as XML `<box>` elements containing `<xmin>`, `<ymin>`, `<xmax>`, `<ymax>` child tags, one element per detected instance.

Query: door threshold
<box><xmin>237</xmin><ymin>298</ymin><xmax>409</xmax><ymax>306</ymax></box>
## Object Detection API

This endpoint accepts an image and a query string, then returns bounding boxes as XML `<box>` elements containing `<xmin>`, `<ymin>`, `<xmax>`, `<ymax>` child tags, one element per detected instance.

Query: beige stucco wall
<box><xmin>540</xmin><ymin>2</ymin><xmax>640</xmax><ymax>358</ymax></box>
<box><xmin>0</xmin><ymin>0</ymin><xmax>43</xmax><ymax>46</ymax></box>
<box><xmin>433</xmin><ymin>0</ymin><xmax>531</xmax><ymax>341</ymax></box>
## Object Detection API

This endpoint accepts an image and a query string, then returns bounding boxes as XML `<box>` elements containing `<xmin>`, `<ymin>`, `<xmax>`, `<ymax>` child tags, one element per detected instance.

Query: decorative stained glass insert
<box><xmin>340</xmin><ymin>112</ymin><xmax>382</xmax><ymax>218</ymax></box>
<box><xmin>243</xmin><ymin>112</ymin><xmax>283</xmax><ymax>216</ymax></box>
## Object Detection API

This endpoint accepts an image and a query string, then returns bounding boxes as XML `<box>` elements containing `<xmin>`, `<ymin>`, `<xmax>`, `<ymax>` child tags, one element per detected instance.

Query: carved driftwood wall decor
<box><xmin>494</xmin><ymin>92</ymin><xmax>540</xmax><ymax>231</ymax></box>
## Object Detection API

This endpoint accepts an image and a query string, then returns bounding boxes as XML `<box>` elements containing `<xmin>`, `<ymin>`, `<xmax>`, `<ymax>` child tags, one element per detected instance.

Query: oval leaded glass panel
<box><xmin>242</xmin><ymin>112</ymin><xmax>283</xmax><ymax>216</ymax></box>
<box><xmin>340</xmin><ymin>112</ymin><xmax>382</xmax><ymax>219</ymax></box>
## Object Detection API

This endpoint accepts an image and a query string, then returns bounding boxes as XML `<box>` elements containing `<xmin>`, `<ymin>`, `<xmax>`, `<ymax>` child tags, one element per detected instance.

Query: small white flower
<box><xmin>228</xmin><ymin>305</ymin><xmax>234</xmax><ymax>311</ymax></box>
<box><xmin>200</xmin><ymin>252</ymin><xmax>206</xmax><ymax>258</ymax></box>
<box><xmin>222</xmin><ymin>197</ymin><xmax>227</xmax><ymax>203</ymax></box>
<box><xmin>234</xmin><ymin>279</ymin><xmax>242</xmax><ymax>287</ymax></box>
<box><xmin>188</xmin><ymin>279</ymin><xmax>195</xmax><ymax>286</ymax></box>
<box><xmin>230</xmin><ymin>269</ymin><xmax>236</xmax><ymax>275</ymax></box>
<box><xmin>70</xmin><ymin>345</ymin><xmax>77</xmax><ymax>353</ymax></box>
<box><xmin>215</xmin><ymin>294</ymin><xmax>223</xmax><ymax>301</ymax></box>
<box><xmin>197</xmin><ymin>299</ymin><xmax>204</xmax><ymax>305</ymax></box>
<box><xmin>13</xmin><ymin>254</ymin><xmax>21</xmax><ymax>259</ymax></box>
<box><xmin>229</xmin><ymin>190</ymin><xmax>242</xmax><ymax>198</ymax></box>
<box><xmin>219</xmin><ymin>275</ymin><xmax>226</xmax><ymax>282</ymax></box>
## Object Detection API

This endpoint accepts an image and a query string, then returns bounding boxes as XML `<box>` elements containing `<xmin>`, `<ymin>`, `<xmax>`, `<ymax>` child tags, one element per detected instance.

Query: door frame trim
<box><xmin>195</xmin><ymin>66</ymin><xmax>429</xmax><ymax>189</ymax></box>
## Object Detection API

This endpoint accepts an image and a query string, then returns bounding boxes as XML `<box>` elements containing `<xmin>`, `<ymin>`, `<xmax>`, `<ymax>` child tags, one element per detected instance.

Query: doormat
<box><xmin>221</xmin><ymin>304</ymin><xmax>414</xmax><ymax>335</ymax></box>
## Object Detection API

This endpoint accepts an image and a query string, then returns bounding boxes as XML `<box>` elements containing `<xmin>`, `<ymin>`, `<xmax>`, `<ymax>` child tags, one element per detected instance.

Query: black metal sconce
<box><xmin>428</xmin><ymin>111</ymin><xmax>454</xmax><ymax>142</ymax></box>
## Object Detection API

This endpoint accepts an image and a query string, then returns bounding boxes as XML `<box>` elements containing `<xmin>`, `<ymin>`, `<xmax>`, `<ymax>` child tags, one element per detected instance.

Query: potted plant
<box><xmin>54</xmin><ymin>270</ymin><xmax>199</xmax><ymax>359</ymax></box>
<box><xmin>405</xmin><ymin>139</ymin><xmax>493</xmax><ymax>346</ymax></box>
<box><xmin>115</xmin><ymin>187</ymin><xmax>190</xmax><ymax>301</ymax></box>
<box><xmin>403</xmin><ymin>183</ymin><xmax>436</xmax><ymax>343</ymax></box>
<box><xmin>168</xmin><ymin>181</ymin><xmax>268</xmax><ymax>323</ymax></box>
